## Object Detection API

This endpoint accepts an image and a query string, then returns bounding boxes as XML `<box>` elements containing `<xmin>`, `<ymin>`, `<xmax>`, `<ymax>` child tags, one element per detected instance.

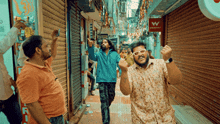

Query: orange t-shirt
<box><xmin>16</xmin><ymin>57</ymin><xmax>67</xmax><ymax>124</ymax></box>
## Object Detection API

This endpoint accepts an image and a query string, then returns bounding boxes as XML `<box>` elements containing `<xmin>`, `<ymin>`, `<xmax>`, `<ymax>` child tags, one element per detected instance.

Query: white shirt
<box><xmin>17</xmin><ymin>42</ymin><xmax>27</xmax><ymax>66</ymax></box>
<box><xmin>0</xmin><ymin>27</ymin><xmax>19</xmax><ymax>100</ymax></box>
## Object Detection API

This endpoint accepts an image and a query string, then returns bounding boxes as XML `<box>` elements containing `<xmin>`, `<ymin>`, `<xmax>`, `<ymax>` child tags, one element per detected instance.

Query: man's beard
<box><xmin>41</xmin><ymin>51</ymin><xmax>51</xmax><ymax>60</ymax></box>
<box><xmin>134</xmin><ymin>54</ymin><xmax>150</xmax><ymax>67</ymax></box>
<box><xmin>101</xmin><ymin>45</ymin><xmax>107</xmax><ymax>51</ymax></box>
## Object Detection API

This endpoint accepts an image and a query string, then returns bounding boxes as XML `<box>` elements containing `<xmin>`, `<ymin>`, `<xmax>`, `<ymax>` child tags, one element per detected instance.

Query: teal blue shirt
<box><xmin>88</xmin><ymin>45</ymin><xmax>121</xmax><ymax>83</ymax></box>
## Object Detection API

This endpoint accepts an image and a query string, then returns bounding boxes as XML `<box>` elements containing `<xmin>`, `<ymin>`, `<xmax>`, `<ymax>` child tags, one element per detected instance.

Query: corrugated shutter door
<box><xmin>70</xmin><ymin>1</ymin><xmax>82</xmax><ymax>114</ymax></box>
<box><xmin>165</xmin><ymin>0</ymin><xmax>220</xmax><ymax>123</ymax></box>
<box><xmin>42</xmin><ymin>0</ymin><xmax>68</xmax><ymax>117</ymax></box>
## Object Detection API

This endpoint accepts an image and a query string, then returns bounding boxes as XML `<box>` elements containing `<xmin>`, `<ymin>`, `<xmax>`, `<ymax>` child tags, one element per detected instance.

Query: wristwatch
<box><xmin>165</xmin><ymin>58</ymin><xmax>173</xmax><ymax>64</ymax></box>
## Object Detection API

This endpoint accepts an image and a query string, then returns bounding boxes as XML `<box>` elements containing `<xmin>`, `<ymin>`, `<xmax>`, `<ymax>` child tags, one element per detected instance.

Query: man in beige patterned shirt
<box><xmin>119</xmin><ymin>40</ymin><xmax>182</xmax><ymax>124</ymax></box>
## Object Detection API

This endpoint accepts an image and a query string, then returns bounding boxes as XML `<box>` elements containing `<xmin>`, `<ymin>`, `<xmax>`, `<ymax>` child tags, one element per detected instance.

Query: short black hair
<box><xmin>130</xmin><ymin>40</ymin><xmax>147</xmax><ymax>53</ymax></box>
<box><xmin>148</xmin><ymin>50</ymin><xmax>152</xmax><ymax>52</ymax></box>
<box><xmin>22</xmin><ymin>35</ymin><xmax>43</xmax><ymax>58</ymax></box>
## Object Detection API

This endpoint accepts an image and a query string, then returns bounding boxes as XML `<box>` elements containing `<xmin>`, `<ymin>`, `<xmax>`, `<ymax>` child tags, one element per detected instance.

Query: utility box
<box><xmin>172</xmin><ymin>105</ymin><xmax>212</xmax><ymax>124</ymax></box>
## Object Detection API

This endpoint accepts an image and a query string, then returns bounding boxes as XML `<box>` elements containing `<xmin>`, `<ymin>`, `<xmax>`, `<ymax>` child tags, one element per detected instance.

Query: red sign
<box><xmin>149</xmin><ymin>18</ymin><xmax>163</xmax><ymax>32</ymax></box>
<box><xmin>20</xmin><ymin>102</ymin><xmax>29</xmax><ymax>124</ymax></box>
<box><xmin>214</xmin><ymin>0</ymin><xmax>220</xmax><ymax>3</ymax></box>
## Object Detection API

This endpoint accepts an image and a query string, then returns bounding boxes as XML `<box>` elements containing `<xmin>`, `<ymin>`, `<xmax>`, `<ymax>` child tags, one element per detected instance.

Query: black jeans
<box><xmin>0</xmin><ymin>94</ymin><xmax>22</xmax><ymax>124</ymax></box>
<box><xmin>49</xmin><ymin>115</ymin><xmax>64</xmax><ymax>124</ymax></box>
<box><xmin>99</xmin><ymin>82</ymin><xmax>116</xmax><ymax>124</ymax></box>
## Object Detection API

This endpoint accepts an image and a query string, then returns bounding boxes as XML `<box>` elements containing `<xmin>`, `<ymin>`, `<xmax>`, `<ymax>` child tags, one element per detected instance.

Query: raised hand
<box><xmin>13</xmin><ymin>20</ymin><xmax>26</xmax><ymax>30</ymax></box>
<box><xmin>119</xmin><ymin>58</ymin><xmax>128</xmax><ymax>72</ymax></box>
<box><xmin>87</xmin><ymin>38</ymin><xmax>93</xmax><ymax>47</ymax></box>
<box><xmin>161</xmin><ymin>45</ymin><xmax>172</xmax><ymax>61</ymax></box>
<box><xmin>51</xmin><ymin>29</ymin><xmax>59</xmax><ymax>41</ymax></box>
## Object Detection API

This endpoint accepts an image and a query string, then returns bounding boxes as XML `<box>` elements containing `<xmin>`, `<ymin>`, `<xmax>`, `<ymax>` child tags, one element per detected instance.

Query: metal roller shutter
<box><xmin>165</xmin><ymin>0</ymin><xmax>220</xmax><ymax>123</ymax></box>
<box><xmin>42</xmin><ymin>0</ymin><xmax>68</xmax><ymax>117</ymax></box>
<box><xmin>69</xmin><ymin>1</ymin><xmax>82</xmax><ymax>115</ymax></box>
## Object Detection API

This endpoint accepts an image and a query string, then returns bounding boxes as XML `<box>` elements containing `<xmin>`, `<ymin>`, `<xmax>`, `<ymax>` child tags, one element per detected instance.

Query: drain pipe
<box><xmin>165</xmin><ymin>0</ymin><xmax>181</xmax><ymax>14</ymax></box>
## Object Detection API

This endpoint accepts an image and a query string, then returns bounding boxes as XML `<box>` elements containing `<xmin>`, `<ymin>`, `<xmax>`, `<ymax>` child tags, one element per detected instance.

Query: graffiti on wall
<box><xmin>13</xmin><ymin>0</ymin><xmax>34</xmax><ymax>16</ymax></box>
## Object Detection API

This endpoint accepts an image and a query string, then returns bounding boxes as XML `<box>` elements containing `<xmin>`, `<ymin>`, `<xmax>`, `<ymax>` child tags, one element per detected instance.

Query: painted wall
<box><xmin>11</xmin><ymin>0</ymin><xmax>38</xmax><ymax>124</ymax></box>
<box><xmin>155</xmin><ymin>32</ymin><xmax>161</xmax><ymax>59</ymax></box>
<box><xmin>148</xmin><ymin>36</ymin><xmax>155</xmax><ymax>57</ymax></box>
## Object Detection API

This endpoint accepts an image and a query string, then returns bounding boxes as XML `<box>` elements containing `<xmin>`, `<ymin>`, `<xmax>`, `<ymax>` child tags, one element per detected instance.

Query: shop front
<box><xmin>163</xmin><ymin>0</ymin><xmax>220</xmax><ymax>123</ymax></box>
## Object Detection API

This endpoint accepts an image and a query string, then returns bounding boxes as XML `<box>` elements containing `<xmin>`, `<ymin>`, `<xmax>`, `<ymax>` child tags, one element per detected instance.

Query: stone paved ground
<box><xmin>79</xmin><ymin>77</ymin><xmax>178</xmax><ymax>124</ymax></box>
<box><xmin>78</xmin><ymin>78</ymin><xmax>132</xmax><ymax>124</ymax></box>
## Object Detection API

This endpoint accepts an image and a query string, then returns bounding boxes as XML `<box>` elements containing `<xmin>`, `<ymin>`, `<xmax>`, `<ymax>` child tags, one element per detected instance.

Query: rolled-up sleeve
<box><xmin>0</xmin><ymin>27</ymin><xmax>18</xmax><ymax>54</ymax></box>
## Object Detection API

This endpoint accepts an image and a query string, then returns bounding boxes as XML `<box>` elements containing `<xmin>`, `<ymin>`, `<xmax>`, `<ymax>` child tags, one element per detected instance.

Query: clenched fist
<box><xmin>51</xmin><ymin>29</ymin><xmax>59</xmax><ymax>41</ymax></box>
<box><xmin>119</xmin><ymin>58</ymin><xmax>128</xmax><ymax>72</ymax></box>
<box><xmin>13</xmin><ymin>20</ymin><xmax>26</xmax><ymax>30</ymax></box>
<box><xmin>161</xmin><ymin>45</ymin><xmax>172</xmax><ymax>61</ymax></box>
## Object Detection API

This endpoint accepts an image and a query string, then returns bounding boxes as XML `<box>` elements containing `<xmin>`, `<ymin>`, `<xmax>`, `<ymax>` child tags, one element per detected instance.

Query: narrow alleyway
<box><xmin>78</xmin><ymin>76</ymin><xmax>179</xmax><ymax>124</ymax></box>
<box><xmin>78</xmin><ymin>78</ymin><xmax>132</xmax><ymax>124</ymax></box>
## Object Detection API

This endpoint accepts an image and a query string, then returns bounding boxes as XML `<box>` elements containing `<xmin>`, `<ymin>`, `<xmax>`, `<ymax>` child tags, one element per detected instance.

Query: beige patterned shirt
<box><xmin>127</xmin><ymin>59</ymin><xmax>176</xmax><ymax>124</ymax></box>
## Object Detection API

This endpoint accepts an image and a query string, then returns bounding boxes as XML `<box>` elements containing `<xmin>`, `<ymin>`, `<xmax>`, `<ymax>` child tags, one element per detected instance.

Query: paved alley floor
<box><xmin>78</xmin><ymin>78</ymin><xmax>132</xmax><ymax>124</ymax></box>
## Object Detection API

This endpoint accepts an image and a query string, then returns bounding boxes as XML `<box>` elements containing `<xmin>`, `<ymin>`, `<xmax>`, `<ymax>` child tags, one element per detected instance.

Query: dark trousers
<box><xmin>99</xmin><ymin>82</ymin><xmax>116</xmax><ymax>124</ymax></box>
<box><xmin>88</xmin><ymin>72</ymin><xmax>95</xmax><ymax>91</ymax></box>
<box><xmin>49</xmin><ymin>115</ymin><xmax>64</xmax><ymax>124</ymax></box>
<box><xmin>0</xmin><ymin>94</ymin><xmax>22</xmax><ymax>124</ymax></box>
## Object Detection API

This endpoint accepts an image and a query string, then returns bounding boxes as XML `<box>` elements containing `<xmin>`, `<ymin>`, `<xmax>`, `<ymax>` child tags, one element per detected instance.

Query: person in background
<box><xmin>0</xmin><ymin>20</ymin><xmax>25</xmax><ymax>124</ymax></box>
<box><xmin>88</xmin><ymin>38</ymin><xmax>121</xmax><ymax>124</ymax></box>
<box><xmin>86</xmin><ymin>38</ymin><xmax>98</xmax><ymax>91</ymax></box>
<box><xmin>16</xmin><ymin>30</ymin><xmax>67</xmax><ymax>124</ymax></box>
<box><xmin>148</xmin><ymin>50</ymin><xmax>155</xmax><ymax>59</ymax></box>
<box><xmin>117</xmin><ymin>49</ymin><xmax>120</xmax><ymax>54</ymax></box>
<box><xmin>125</xmin><ymin>48</ymin><xmax>134</xmax><ymax>67</ymax></box>
<box><xmin>120</xmin><ymin>49</ymin><xmax>127</xmax><ymax>59</ymax></box>
<box><xmin>119</xmin><ymin>49</ymin><xmax>126</xmax><ymax>77</ymax></box>
<box><xmin>116</xmin><ymin>48</ymin><xmax>121</xmax><ymax>77</ymax></box>
<box><xmin>87</xmin><ymin>59</ymin><xmax>96</xmax><ymax>96</ymax></box>
<box><xmin>120</xmin><ymin>49</ymin><xmax>124</xmax><ymax>58</ymax></box>
<box><xmin>95</xmin><ymin>42</ymin><xmax>100</xmax><ymax>75</ymax></box>
<box><xmin>119</xmin><ymin>40</ymin><xmax>182</xmax><ymax>124</ymax></box>
<box><xmin>95</xmin><ymin>42</ymin><xmax>100</xmax><ymax>53</ymax></box>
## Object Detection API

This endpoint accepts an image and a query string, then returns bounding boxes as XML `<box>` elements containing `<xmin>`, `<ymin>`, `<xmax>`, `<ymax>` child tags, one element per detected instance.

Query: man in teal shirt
<box><xmin>88</xmin><ymin>38</ymin><xmax>121</xmax><ymax>124</ymax></box>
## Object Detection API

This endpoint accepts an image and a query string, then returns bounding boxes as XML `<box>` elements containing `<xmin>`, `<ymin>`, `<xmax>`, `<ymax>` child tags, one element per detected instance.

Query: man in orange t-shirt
<box><xmin>16</xmin><ymin>30</ymin><xmax>67</xmax><ymax>124</ymax></box>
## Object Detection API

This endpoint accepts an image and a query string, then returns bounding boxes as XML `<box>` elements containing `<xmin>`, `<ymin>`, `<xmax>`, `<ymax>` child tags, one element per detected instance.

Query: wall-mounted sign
<box><xmin>149</xmin><ymin>18</ymin><xmax>163</xmax><ymax>32</ymax></box>
<box><xmin>198</xmin><ymin>0</ymin><xmax>220</xmax><ymax>21</ymax></box>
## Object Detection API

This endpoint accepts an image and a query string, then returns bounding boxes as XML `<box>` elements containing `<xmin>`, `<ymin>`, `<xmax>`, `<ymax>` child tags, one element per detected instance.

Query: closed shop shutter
<box><xmin>42</xmin><ymin>0</ymin><xmax>68</xmax><ymax>118</ymax></box>
<box><xmin>69</xmin><ymin>1</ymin><xmax>82</xmax><ymax>114</ymax></box>
<box><xmin>165</xmin><ymin>0</ymin><xmax>220</xmax><ymax>123</ymax></box>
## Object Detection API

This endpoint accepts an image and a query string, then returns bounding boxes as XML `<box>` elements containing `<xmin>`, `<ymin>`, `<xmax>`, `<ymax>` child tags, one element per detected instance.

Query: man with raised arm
<box><xmin>16</xmin><ymin>30</ymin><xmax>67</xmax><ymax>124</ymax></box>
<box><xmin>119</xmin><ymin>40</ymin><xmax>182</xmax><ymax>124</ymax></box>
